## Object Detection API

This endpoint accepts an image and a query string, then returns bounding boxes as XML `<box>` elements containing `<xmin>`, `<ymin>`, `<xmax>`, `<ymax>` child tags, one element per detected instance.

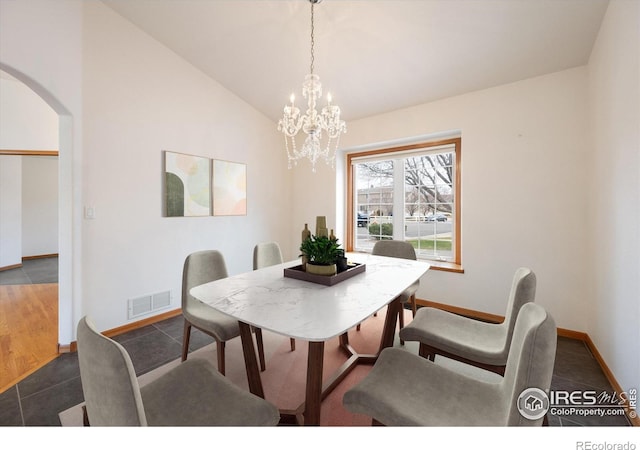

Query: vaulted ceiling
<box><xmin>103</xmin><ymin>0</ymin><xmax>609</xmax><ymax>122</ymax></box>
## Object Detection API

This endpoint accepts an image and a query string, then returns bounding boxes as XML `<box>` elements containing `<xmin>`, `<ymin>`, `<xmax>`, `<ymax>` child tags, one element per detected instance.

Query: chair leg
<box><xmin>399</xmin><ymin>307</ymin><xmax>405</xmax><ymax>345</ymax></box>
<box><xmin>290</xmin><ymin>338</ymin><xmax>296</xmax><ymax>351</ymax></box>
<box><xmin>82</xmin><ymin>405</ymin><xmax>90</xmax><ymax>426</ymax></box>
<box><xmin>216</xmin><ymin>340</ymin><xmax>226</xmax><ymax>375</ymax></box>
<box><xmin>410</xmin><ymin>294</ymin><xmax>417</xmax><ymax>318</ymax></box>
<box><xmin>419</xmin><ymin>343</ymin><xmax>436</xmax><ymax>361</ymax></box>
<box><xmin>255</xmin><ymin>327</ymin><xmax>266</xmax><ymax>372</ymax></box>
<box><xmin>182</xmin><ymin>320</ymin><xmax>191</xmax><ymax>361</ymax></box>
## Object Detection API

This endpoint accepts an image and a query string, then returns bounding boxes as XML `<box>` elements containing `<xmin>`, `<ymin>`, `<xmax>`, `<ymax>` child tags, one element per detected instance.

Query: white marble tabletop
<box><xmin>190</xmin><ymin>252</ymin><xmax>430</xmax><ymax>342</ymax></box>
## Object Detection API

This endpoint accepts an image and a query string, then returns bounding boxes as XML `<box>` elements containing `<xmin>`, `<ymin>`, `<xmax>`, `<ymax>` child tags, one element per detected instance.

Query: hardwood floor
<box><xmin>0</xmin><ymin>283</ymin><xmax>59</xmax><ymax>393</ymax></box>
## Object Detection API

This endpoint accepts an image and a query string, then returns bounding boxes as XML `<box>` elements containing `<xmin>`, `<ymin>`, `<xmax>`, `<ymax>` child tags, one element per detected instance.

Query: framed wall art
<box><xmin>212</xmin><ymin>159</ymin><xmax>247</xmax><ymax>216</ymax></box>
<box><xmin>164</xmin><ymin>151</ymin><xmax>211</xmax><ymax>217</ymax></box>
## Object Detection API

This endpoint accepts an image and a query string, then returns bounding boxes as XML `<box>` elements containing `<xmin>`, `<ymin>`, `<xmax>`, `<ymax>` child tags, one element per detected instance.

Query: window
<box><xmin>346</xmin><ymin>138</ymin><xmax>462</xmax><ymax>272</ymax></box>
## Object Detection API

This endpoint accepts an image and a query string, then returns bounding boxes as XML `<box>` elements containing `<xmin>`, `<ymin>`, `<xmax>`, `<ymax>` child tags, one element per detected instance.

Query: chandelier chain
<box><xmin>310</xmin><ymin>2</ymin><xmax>315</xmax><ymax>75</ymax></box>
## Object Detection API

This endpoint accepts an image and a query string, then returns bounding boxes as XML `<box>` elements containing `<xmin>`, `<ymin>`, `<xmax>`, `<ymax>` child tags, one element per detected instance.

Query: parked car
<box><xmin>425</xmin><ymin>213</ymin><xmax>447</xmax><ymax>222</ymax></box>
<box><xmin>357</xmin><ymin>212</ymin><xmax>369</xmax><ymax>227</ymax></box>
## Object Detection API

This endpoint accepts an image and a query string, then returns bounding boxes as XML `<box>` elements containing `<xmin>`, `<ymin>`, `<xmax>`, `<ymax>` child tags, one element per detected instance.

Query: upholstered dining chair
<box><xmin>181</xmin><ymin>249</ymin><xmax>266</xmax><ymax>374</ymax></box>
<box><xmin>77</xmin><ymin>316</ymin><xmax>280</xmax><ymax>426</ymax></box>
<box><xmin>343</xmin><ymin>302</ymin><xmax>557</xmax><ymax>426</ymax></box>
<box><xmin>357</xmin><ymin>240</ymin><xmax>419</xmax><ymax>343</ymax></box>
<box><xmin>399</xmin><ymin>267</ymin><xmax>536</xmax><ymax>375</ymax></box>
<box><xmin>253</xmin><ymin>241</ymin><xmax>296</xmax><ymax>354</ymax></box>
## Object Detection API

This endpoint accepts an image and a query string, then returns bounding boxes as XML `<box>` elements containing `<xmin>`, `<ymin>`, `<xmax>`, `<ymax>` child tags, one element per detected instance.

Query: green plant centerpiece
<box><xmin>300</xmin><ymin>234</ymin><xmax>343</xmax><ymax>276</ymax></box>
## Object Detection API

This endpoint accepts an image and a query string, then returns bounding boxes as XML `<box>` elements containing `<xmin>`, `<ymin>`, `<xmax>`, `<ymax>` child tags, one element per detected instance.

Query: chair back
<box><xmin>499</xmin><ymin>268</ymin><xmax>537</xmax><ymax>350</ymax></box>
<box><xmin>371</xmin><ymin>240</ymin><xmax>417</xmax><ymax>261</ymax></box>
<box><xmin>372</xmin><ymin>240</ymin><xmax>420</xmax><ymax>300</ymax></box>
<box><xmin>182</xmin><ymin>250</ymin><xmax>229</xmax><ymax>312</ymax></box>
<box><xmin>501</xmin><ymin>302</ymin><xmax>557</xmax><ymax>425</ymax></box>
<box><xmin>77</xmin><ymin>316</ymin><xmax>147</xmax><ymax>426</ymax></box>
<box><xmin>253</xmin><ymin>242</ymin><xmax>283</xmax><ymax>270</ymax></box>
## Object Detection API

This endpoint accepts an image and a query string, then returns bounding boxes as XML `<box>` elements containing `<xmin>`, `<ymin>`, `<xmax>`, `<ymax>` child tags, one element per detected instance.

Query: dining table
<box><xmin>189</xmin><ymin>251</ymin><xmax>430</xmax><ymax>425</ymax></box>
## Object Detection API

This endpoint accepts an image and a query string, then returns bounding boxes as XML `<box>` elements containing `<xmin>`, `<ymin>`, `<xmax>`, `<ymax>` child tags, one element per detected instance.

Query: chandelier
<box><xmin>277</xmin><ymin>0</ymin><xmax>346</xmax><ymax>172</ymax></box>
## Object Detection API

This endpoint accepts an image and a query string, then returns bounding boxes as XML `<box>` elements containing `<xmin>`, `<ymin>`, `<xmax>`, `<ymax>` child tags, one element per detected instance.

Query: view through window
<box><xmin>348</xmin><ymin>138</ymin><xmax>461</xmax><ymax>266</ymax></box>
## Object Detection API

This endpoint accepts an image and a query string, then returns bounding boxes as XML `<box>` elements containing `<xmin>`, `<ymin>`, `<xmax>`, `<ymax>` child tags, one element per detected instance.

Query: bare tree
<box><xmin>358</xmin><ymin>154</ymin><xmax>453</xmax><ymax>214</ymax></box>
<box><xmin>405</xmin><ymin>189</ymin><xmax>419</xmax><ymax>216</ymax></box>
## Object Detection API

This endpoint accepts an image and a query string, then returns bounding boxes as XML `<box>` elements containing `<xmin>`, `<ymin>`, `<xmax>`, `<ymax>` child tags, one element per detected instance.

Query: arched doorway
<box><xmin>0</xmin><ymin>63</ymin><xmax>75</xmax><ymax>389</ymax></box>
<box><xmin>0</xmin><ymin>69</ymin><xmax>59</xmax><ymax>390</ymax></box>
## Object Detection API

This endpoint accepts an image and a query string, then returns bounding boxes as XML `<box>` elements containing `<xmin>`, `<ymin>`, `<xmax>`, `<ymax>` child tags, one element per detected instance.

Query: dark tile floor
<box><xmin>0</xmin><ymin>257</ymin><xmax>59</xmax><ymax>285</ymax></box>
<box><xmin>0</xmin><ymin>257</ymin><xmax>632</xmax><ymax>427</ymax></box>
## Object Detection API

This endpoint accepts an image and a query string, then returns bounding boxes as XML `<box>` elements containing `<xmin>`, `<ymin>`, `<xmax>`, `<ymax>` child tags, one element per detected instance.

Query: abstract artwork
<box><xmin>164</xmin><ymin>151</ymin><xmax>211</xmax><ymax>217</ymax></box>
<box><xmin>213</xmin><ymin>160</ymin><xmax>247</xmax><ymax>216</ymax></box>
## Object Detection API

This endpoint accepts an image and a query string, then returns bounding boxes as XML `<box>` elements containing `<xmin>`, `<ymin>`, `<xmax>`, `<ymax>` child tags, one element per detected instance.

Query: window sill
<box><xmin>424</xmin><ymin>260</ymin><xmax>464</xmax><ymax>273</ymax></box>
<box><xmin>348</xmin><ymin>251</ymin><xmax>463</xmax><ymax>273</ymax></box>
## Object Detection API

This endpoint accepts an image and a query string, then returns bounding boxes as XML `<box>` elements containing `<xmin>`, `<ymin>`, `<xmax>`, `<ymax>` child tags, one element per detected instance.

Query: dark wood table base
<box><xmin>239</xmin><ymin>296</ymin><xmax>403</xmax><ymax>426</ymax></box>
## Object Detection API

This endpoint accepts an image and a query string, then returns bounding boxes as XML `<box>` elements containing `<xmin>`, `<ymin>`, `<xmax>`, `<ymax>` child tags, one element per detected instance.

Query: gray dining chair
<box><xmin>399</xmin><ymin>267</ymin><xmax>536</xmax><ymax>375</ymax></box>
<box><xmin>253</xmin><ymin>241</ymin><xmax>296</xmax><ymax>354</ymax></box>
<box><xmin>77</xmin><ymin>316</ymin><xmax>280</xmax><ymax>426</ymax></box>
<box><xmin>181</xmin><ymin>250</ymin><xmax>266</xmax><ymax>374</ymax></box>
<box><xmin>343</xmin><ymin>302</ymin><xmax>557</xmax><ymax>426</ymax></box>
<box><xmin>357</xmin><ymin>240</ymin><xmax>419</xmax><ymax>343</ymax></box>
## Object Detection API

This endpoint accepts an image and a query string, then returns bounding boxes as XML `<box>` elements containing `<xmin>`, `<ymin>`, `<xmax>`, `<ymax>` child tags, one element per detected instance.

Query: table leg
<box><xmin>293</xmin><ymin>298</ymin><xmax>401</xmax><ymax>426</ymax></box>
<box><xmin>304</xmin><ymin>341</ymin><xmax>325</xmax><ymax>426</ymax></box>
<box><xmin>238</xmin><ymin>321</ymin><xmax>264</xmax><ymax>398</ymax></box>
<box><xmin>379</xmin><ymin>296</ymin><xmax>401</xmax><ymax>350</ymax></box>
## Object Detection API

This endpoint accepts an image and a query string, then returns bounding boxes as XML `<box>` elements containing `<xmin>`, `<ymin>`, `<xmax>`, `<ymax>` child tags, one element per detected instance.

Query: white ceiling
<box><xmin>102</xmin><ymin>0</ymin><xmax>609</xmax><ymax>122</ymax></box>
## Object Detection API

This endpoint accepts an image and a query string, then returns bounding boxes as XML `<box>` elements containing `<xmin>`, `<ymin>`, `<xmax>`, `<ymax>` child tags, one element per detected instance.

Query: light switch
<box><xmin>85</xmin><ymin>206</ymin><xmax>96</xmax><ymax>219</ymax></box>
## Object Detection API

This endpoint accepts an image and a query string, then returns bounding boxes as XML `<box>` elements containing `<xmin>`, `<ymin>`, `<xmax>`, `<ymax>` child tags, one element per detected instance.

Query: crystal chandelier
<box><xmin>277</xmin><ymin>0</ymin><xmax>346</xmax><ymax>172</ymax></box>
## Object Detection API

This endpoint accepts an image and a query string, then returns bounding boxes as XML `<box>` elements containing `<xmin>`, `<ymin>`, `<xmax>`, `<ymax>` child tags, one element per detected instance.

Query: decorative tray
<box><xmin>283</xmin><ymin>262</ymin><xmax>366</xmax><ymax>286</ymax></box>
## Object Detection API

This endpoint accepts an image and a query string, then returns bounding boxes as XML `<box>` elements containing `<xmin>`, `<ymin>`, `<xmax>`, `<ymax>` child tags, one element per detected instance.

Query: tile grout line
<box><xmin>15</xmin><ymin>384</ymin><xmax>26</xmax><ymax>426</ymax></box>
<box><xmin>19</xmin><ymin>374</ymin><xmax>82</xmax><ymax>403</ymax></box>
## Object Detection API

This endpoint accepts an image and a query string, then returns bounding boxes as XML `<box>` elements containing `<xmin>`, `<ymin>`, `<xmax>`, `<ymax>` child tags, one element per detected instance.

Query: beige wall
<box><xmin>587</xmin><ymin>0</ymin><xmax>639</xmax><ymax>397</ymax></box>
<box><xmin>78</xmin><ymin>2</ymin><xmax>292</xmax><ymax>330</ymax></box>
<box><xmin>0</xmin><ymin>74</ymin><xmax>58</xmax><ymax>150</ymax></box>
<box><xmin>0</xmin><ymin>156</ymin><xmax>21</xmax><ymax>268</ymax></box>
<box><xmin>321</xmin><ymin>67</ymin><xmax>591</xmax><ymax>333</ymax></box>
<box><xmin>22</xmin><ymin>156</ymin><xmax>58</xmax><ymax>257</ymax></box>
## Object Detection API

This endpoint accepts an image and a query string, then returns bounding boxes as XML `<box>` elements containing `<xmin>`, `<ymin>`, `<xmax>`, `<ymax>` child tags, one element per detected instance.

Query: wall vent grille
<box><xmin>128</xmin><ymin>290</ymin><xmax>172</xmax><ymax>319</ymax></box>
<box><xmin>152</xmin><ymin>291</ymin><xmax>171</xmax><ymax>310</ymax></box>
